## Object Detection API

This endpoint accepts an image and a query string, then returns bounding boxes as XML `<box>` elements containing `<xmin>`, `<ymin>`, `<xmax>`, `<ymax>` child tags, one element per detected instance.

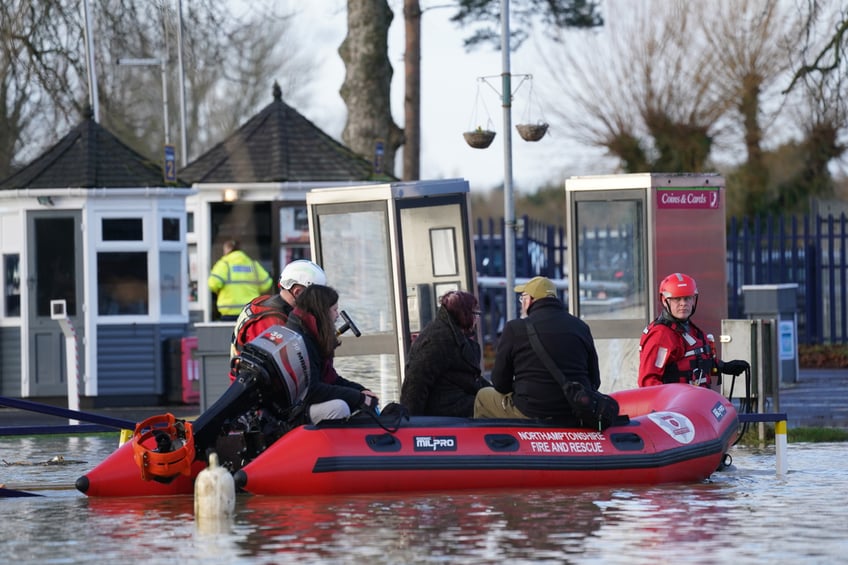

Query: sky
<box><xmin>282</xmin><ymin>2</ymin><xmax>617</xmax><ymax>194</ymax></box>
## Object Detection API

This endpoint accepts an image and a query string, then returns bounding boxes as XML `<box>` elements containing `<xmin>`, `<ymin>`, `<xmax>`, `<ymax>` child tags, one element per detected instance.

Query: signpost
<box><xmin>164</xmin><ymin>144</ymin><xmax>177</xmax><ymax>183</ymax></box>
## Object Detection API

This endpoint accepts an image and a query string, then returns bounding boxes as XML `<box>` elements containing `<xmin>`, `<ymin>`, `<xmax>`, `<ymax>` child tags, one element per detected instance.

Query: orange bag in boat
<box><xmin>132</xmin><ymin>413</ymin><xmax>195</xmax><ymax>481</ymax></box>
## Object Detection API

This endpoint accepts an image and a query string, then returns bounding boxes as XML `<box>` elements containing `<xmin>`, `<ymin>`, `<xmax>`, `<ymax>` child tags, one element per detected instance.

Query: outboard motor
<box><xmin>132</xmin><ymin>325</ymin><xmax>310</xmax><ymax>481</ymax></box>
<box><xmin>193</xmin><ymin>325</ymin><xmax>310</xmax><ymax>464</ymax></box>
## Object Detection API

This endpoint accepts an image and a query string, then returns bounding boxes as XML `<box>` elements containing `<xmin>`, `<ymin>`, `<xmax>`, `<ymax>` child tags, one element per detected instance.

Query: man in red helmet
<box><xmin>638</xmin><ymin>272</ymin><xmax>749</xmax><ymax>388</ymax></box>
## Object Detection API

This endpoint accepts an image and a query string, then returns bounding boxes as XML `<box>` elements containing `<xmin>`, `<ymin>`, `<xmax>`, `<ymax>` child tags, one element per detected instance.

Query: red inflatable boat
<box><xmin>77</xmin><ymin>383</ymin><xmax>738</xmax><ymax>497</ymax></box>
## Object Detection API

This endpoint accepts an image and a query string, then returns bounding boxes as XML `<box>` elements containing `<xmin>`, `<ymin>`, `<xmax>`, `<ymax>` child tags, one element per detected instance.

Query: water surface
<box><xmin>1</xmin><ymin>436</ymin><xmax>844</xmax><ymax>564</ymax></box>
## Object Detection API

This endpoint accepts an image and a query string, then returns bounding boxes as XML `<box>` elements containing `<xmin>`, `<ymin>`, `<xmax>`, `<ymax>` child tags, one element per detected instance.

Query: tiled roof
<box><xmin>0</xmin><ymin>107</ymin><xmax>182</xmax><ymax>190</ymax></box>
<box><xmin>180</xmin><ymin>82</ymin><xmax>388</xmax><ymax>184</ymax></box>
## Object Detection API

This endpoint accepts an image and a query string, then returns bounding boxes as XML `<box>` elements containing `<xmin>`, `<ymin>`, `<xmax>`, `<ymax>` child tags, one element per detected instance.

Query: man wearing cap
<box><xmin>474</xmin><ymin>276</ymin><xmax>601</xmax><ymax>420</ymax></box>
<box><xmin>228</xmin><ymin>259</ymin><xmax>327</xmax><ymax>381</ymax></box>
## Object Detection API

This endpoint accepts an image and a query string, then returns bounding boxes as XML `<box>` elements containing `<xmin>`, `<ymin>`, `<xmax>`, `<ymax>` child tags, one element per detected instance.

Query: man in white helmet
<box><xmin>228</xmin><ymin>259</ymin><xmax>327</xmax><ymax>381</ymax></box>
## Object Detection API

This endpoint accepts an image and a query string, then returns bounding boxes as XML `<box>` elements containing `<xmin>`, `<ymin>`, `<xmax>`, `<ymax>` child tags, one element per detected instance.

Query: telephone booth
<box><xmin>306</xmin><ymin>179</ymin><xmax>477</xmax><ymax>403</ymax></box>
<box><xmin>565</xmin><ymin>173</ymin><xmax>727</xmax><ymax>391</ymax></box>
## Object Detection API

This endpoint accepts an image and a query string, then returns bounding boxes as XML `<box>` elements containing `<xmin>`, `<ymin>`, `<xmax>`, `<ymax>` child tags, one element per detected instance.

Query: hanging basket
<box><xmin>463</xmin><ymin>129</ymin><xmax>496</xmax><ymax>149</ymax></box>
<box><xmin>516</xmin><ymin>123</ymin><xmax>549</xmax><ymax>142</ymax></box>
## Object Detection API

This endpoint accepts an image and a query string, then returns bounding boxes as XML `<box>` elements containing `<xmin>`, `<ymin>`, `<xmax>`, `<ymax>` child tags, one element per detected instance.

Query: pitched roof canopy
<box><xmin>0</xmin><ymin>107</ymin><xmax>181</xmax><ymax>190</ymax></box>
<box><xmin>180</xmin><ymin>82</ymin><xmax>384</xmax><ymax>184</ymax></box>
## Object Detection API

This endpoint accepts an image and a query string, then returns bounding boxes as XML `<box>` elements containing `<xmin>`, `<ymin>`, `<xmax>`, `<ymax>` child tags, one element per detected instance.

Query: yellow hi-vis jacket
<box><xmin>207</xmin><ymin>250</ymin><xmax>273</xmax><ymax>317</ymax></box>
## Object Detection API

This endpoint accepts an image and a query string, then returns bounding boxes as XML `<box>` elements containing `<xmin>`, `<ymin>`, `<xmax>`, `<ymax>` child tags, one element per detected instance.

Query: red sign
<box><xmin>656</xmin><ymin>188</ymin><xmax>720</xmax><ymax>209</ymax></box>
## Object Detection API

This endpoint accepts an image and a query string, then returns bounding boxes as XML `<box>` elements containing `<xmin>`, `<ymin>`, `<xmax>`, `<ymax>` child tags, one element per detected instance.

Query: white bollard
<box><xmin>775</xmin><ymin>419</ymin><xmax>788</xmax><ymax>476</ymax></box>
<box><xmin>194</xmin><ymin>452</ymin><xmax>235</xmax><ymax>522</ymax></box>
<box><xmin>51</xmin><ymin>299</ymin><xmax>80</xmax><ymax>425</ymax></box>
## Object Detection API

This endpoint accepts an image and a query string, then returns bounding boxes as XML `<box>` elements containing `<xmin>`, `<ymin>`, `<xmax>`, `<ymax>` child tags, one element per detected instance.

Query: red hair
<box><xmin>440</xmin><ymin>290</ymin><xmax>478</xmax><ymax>332</ymax></box>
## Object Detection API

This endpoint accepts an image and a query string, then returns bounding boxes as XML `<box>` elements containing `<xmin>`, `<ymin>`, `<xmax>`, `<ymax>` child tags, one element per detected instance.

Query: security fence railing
<box><xmin>474</xmin><ymin>213</ymin><xmax>848</xmax><ymax>345</ymax></box>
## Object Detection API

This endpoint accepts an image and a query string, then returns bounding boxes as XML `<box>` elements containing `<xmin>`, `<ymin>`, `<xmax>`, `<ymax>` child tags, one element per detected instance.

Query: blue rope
<box><xmin>0</xmin><ymin>396</ymin><xmax>136</xmax><ymax>430</ymax></box>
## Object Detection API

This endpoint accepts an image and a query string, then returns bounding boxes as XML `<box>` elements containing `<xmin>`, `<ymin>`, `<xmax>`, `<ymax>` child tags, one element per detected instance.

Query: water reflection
<box><xmin>1</xmin><ymin>437</ymin><xmax>846</xmax><ymax>564</ymax></box>
<box><xmin>237</xmin><ymin>489</ymin><xmax>608</xmax><ymax>562</ymax></box>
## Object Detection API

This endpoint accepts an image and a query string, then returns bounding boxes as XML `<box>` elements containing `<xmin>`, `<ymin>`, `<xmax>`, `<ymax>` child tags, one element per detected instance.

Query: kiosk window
<box><xmin>159</xmin><ymin>251</ymin><xmax>182</xmax><ymax>314</ymax></box>
<box><xmin>97</xmin><ymin>252</ymin><xmax>149</xmax><ymax>315</ymax></box>
<box><xmin>102</xmin><ymin>218</ymin><xmax>143</xmax><ymax>241</ymax></box>
<box><xmin>574</xmin><ymin>199</ymin><xmax>645</xmax><ymax>320</ymax></box>
<box><xmin>162</xmin><ymin>217</ymin><xmax>180</xmax><ymax>241</ymax></box>
<box><xmin>4</xmin><ymin>254</ymin><xmax>20</xmax><ymax>317</ymax></box>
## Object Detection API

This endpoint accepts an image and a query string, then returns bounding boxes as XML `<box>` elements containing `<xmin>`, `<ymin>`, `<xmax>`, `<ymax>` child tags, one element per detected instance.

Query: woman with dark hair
<box><xmin>286</xmin><ymin>285</ymin><xmax>378</xmax><ymax>423</ymax></box>
<box><xmin>400</xmin><ymin>290</ymin><xmax>490</xmax><ymax>417</ymax></box>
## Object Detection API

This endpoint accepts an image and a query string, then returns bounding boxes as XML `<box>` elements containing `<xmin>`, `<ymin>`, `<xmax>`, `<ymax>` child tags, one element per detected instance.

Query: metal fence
<box><xmin>727</xmin><ymin>213</ymin><xmax>848</xmax><ymax>345</ymax></box>
<box><xmin>474</xmin><ymin>213</ymin><xmax>848</xmax><ymax>345</ymax></box>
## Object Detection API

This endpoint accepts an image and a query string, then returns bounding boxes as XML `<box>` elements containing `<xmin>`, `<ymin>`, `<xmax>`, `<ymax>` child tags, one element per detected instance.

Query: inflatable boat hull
<box><xmin>77</xmin><ymin>384</ymin><xmax>737</xmax><ymax>497</ymax></box>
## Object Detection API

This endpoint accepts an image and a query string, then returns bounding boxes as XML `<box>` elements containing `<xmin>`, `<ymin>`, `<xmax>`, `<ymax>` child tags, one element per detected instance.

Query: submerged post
<box><xmin>50</xmin><ymin>300</ymin><xmax>79</xmax><ymax>425</ymax></box>
<box><xmin>738</xmin><ymin>412</ymin><xmax>789</xmax><ymax>476</ymax></box>
<box><xmin>775</xmin><ymin>418</ymin><xmax>788</xmax><ymax>476</ymax></box>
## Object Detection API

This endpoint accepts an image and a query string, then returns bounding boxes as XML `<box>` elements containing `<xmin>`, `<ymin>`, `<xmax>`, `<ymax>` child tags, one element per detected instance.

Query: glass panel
<box><xmin>434</xmin><ymin>281</ymin><xmax>460</xmax><ymax>299</ymax></box>
<box><xmin>574</xmin><ymin>199</ymin><xmax>645</xmax><ymax>320</ymax></box>
<box><xmin>430</xmin><ymin>227</ymin><xmax>458</xmax><ymax>276</ymax></box>
<box><xmin>102</xmin><ymin>218</ymin><xmax>143</xmax><ymax>241</ymax></box>
<box><xmin>188</xmin><ymin>245</ymin><xmax>198</xmax><ymax>303</ymax></box>
<box><xmin>162</xmin><ymin>217</ymin><xmax>180</xmax><ymax>241</ymax></box>
<box><xmin>279</xmin><ymin>206</ymin><xmax>311</xmax><ymax>265</ymax></box>
<box><xmin>160</xmin><ymin>251</ymin><xmax>182</xmax><ymax>314</ymax></box>
<box><xmin>35</xmin><ymin>217</ymin><xmax>76</xmax><ymax>316</ymax></box>
<box><xmin>97</xmin><ymin>252</ymin><xmax>149</xmax><ymax>315</ymax></box>
<box><xmin>318</xmin><ymin>210</ymin><xmax>393</xmax><ymax>334</ymax></box>
<box><xmin>4</xmin><ymin>254</ymin><xmax>20</xmax><ymax>317</ymax></box>
<box><xmin>334</xmin><ymin>354</ymin><xmax>398</xmax><ymax>403</ymax></box>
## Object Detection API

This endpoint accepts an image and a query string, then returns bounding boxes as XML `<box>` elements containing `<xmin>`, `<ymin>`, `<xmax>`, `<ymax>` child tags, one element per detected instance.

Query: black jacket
<box><xmin>490</xmin><ymin>297</ymin><xmax>601</xmax><ymax>419</ymax></box>
<box><xmin>400</xmin><ymin>306</ymin><xmax>489</xmax><ymax>417</ymax></box>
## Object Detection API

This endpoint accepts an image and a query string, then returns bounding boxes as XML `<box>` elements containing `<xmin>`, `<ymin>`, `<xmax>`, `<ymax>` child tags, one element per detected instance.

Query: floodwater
<box><xmin>1</xmin><ymin>435</ymin><xmax>845</xmax><ymax>564</ymax></box>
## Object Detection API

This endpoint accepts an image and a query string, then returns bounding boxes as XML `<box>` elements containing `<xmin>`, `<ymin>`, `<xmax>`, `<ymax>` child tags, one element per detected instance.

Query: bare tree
<box><xmin>784</xmin><ymin>1</ymin><xmax>848</xmax><ymax>94</ymax></box>
<box><xmin>402</xmin><ymin>0</ymin><xmax>422</xmax><ymax>181</ymax></box>
<box><xmin>539</xmin><ymin>0</ymin><xmax>844</xmax><ymax>217</ymax></box>
<box><xmin>340</xmin><ymin>0</ymin><xmax>403</xmax><ymax>178</ymax></box>
<box><xmin>0</xmin><ymin>1</ymin><xmax>86</xmax><ymax>178</ymax></box>
<box><xmin>397</xmin><ymin>0</ymin><xmax>603</xmax><ymax>180</ymax></box>
<box><xmin>450</xmin><ymin>0</ymin><xmax>603</xmax><ymax>49</ymax></box>
<box><xmin>541</xmin><ymin>1</ymin><xmax>725</xmax><ymax>173</ymax></box>
<box><xmin>0</xmin><ymin>0</ymin><xmax>313</xmax><ymax>178</ymax></box>
<box><xmin>700</xmin><ymin>0</ymin><xmax>803</xmax><ymax>215</ymax></box>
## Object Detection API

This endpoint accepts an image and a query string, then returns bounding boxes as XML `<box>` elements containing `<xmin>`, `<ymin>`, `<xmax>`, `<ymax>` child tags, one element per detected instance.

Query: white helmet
<box><xmin>278</xmin><ymin>260</ymin><xmax>326</xmax><ymax>290</ymax></box>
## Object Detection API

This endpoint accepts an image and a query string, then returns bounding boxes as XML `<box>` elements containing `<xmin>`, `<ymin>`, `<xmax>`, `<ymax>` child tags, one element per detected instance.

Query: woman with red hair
<box><xmin>400</xmin><ymin>290</ymin><xmax>491</xmax><ymax>417</ymax></box>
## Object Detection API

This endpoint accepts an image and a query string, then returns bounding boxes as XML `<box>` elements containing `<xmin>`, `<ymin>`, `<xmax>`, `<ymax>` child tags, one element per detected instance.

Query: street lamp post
<box><xmin>176</xmin><ymin>0</ymin><xmax>189</xmax><ymax>167</ymax></box>
<box><xmin>82</xmin><ymin>0</ymin><xmax>99</xmax><ymax>122</ymax></box>
<box><xmin>500</xmin><ymin>0</ymin><xmax>517</xmax><ymax>321</ymax></box>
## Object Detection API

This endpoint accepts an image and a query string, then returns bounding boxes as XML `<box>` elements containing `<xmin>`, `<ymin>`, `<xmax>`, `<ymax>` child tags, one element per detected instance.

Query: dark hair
<box><xmin>439</xmin><ymin>290</ymin><xmax>478</xmax><ymax>332</ymax></box>
<box><xmin>295</xmin><ymin>284</ymin><xmax>340</xmax><ymax>357</ymax></box>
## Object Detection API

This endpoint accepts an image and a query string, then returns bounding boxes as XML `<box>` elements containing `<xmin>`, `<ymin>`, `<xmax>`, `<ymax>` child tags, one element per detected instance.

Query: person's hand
<box><xmin>720</xmin><ymin>359</ymin><xmax>750</xmax><ymax>376</ymax></box>
<box><xmin>360</xmin><ymin>390</ymin><xmax>380</xmax><ymax>411</ymax></box>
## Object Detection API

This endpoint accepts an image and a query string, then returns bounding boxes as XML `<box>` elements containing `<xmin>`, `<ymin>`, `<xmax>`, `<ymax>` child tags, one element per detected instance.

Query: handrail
<box><xmin>738</xmin><ymin>412</ymin><xmax>788</xmax><ymax>476</ymax></box>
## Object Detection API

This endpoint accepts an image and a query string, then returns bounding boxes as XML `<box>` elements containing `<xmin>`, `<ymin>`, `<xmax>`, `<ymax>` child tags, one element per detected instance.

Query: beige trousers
<box><xmin>473</xmin><ymin>387</ymin><xmax>530</xmax><ymax>419</ymax></box>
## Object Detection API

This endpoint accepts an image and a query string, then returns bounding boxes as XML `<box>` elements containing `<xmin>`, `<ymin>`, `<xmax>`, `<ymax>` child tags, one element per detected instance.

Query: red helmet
<box><xmin>659</xmin><ymin>273</ymin><xmax>698</xmax><ymax>319</ymax></box>
<box><xmin>659</xmin><ymin>272</ymin><xmax>698</xmax><ymax>298</ymax></box>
